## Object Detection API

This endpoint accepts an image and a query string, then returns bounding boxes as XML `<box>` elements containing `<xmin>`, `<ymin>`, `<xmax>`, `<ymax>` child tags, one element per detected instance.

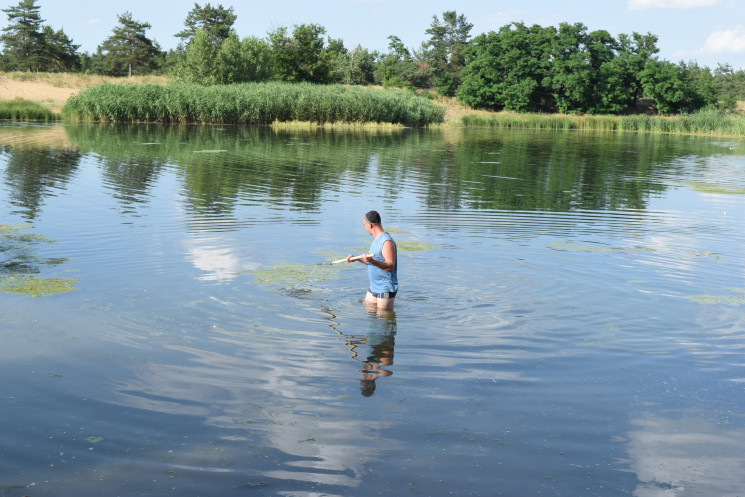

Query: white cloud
<box><xmin>628</xmin><ymin>0</ymin><xmax>719</xmax><ymax>10</ymax></box>
<box><xmin>701</xmin><ymin>26</ymin><xmax>745</xmax><ymax>53</ymax></box>
<box><xmin>185</xmin><ymin>236</ymin><xmax>258</xmax><ymax>282</ymax></box>
<box><xmin>86</xmin><ymin>19</ymin><xmax>102</xmax><ymax>25</ymax></box>
<box><xmin>626</xmin><ymin>414</ymin><xmax>745</xmax><ymax>497</ymax></box>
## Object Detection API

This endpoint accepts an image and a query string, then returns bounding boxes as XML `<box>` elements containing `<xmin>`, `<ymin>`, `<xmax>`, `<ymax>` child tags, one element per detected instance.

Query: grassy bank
<box><xmin>461</xmin><ymin>110</ymin><xmax>745</xmax><ymax>136</ymax></box>
<box><xmin>0</xmin><ymin>98</ymin><xmax>58</xmax><ymax>121</ymax></box>
<box><xmin>62</xmin><ymin>82</ymin><xmax>446</xmax><ymax>127</ymax></box>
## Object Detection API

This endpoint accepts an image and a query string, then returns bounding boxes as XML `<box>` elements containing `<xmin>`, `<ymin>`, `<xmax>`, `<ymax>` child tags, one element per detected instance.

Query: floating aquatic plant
<box><xmin>685</xmin><ymin>182</ymin><xmax>745</xmax><ymax>195</ymax></box>
<box><xmin>1</xmin><ymin>223</ymin><xmax>23</xmax><ymax>233</ymax></box>
<box><xmin>547</xmin><ymin>242</ymin><xmax>653</xmax><ymax>254</ymax></box>
<box><xmin>690</xmin><ymin>294</ymin><xmax>745</xmax><ymax>305</ymax></box>
<box><xmin>250</xmin><ymin>263</ymin><xmax>344</xmax><ymax>287</ymax></box>
<box><xmin>0</xmin><ymin>275</ymin><xmax>78</xmax><ymax>297</ymax></box>
<box><xmin>384</xmin><ymin>227</ymin><xmax>410</xmax><ymax>234</ymax></box>
<box><xmin>690</xmin><ymin>287</ymin><xmax>745</xmax><ymax>306</ymax></box>
<box><xmin>1</xmin><ymin>224</ymin><xmax>77</xmax><ymax>296</ymax></box>
<box><xmin>395</xmin><ymin>240</ymin><xmax>437</xmax><ymax>252</ymax></box>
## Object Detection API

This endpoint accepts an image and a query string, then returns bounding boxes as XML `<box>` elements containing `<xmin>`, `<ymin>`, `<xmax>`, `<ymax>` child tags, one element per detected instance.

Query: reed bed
<box><xmin>0</xmin><ymin>98</ymin><xmax>58</xmax><ymax>121</ymax></box>
<box><xmin>62</xmin><ymin>82</ymin><xmax>446</xmax><ymax>127</ymax></box>
<box><xmin>461</xmin><ymin>110</ymin><xmax>745</xmax><ymax>136</ymax></box>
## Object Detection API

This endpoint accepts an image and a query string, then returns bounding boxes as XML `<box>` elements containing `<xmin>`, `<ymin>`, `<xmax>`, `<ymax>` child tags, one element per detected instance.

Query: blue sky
<box><xmin>19</xmin><ymin>0</ymin><xmax>745</xmax><ymax>70</ymax></box>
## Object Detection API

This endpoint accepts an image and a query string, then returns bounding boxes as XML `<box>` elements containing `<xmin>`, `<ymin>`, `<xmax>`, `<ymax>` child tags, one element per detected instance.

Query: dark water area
<box><xmin>1</xmin><ymin>122</ymin><xmax>744</xmax><ymax>496</ymax></box>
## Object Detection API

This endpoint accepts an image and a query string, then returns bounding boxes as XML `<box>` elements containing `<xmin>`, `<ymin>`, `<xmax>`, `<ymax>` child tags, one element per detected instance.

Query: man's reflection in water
<box><xmin>326</xmin><ymin>307</ymin><xmax>397</xmax><ymax>397</ymax></box>
<box><xmin>358</xmin><ymin>310</ymin><xmax>396</xmax><ymax>396</ymax></box>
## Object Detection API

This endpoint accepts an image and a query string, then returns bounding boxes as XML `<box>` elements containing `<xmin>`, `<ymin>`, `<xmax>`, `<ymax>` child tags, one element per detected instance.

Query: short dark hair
<box><xmin>364</xmin><ymin>210</ymin><xmax>381</xmax><ymax>224</ymax></box>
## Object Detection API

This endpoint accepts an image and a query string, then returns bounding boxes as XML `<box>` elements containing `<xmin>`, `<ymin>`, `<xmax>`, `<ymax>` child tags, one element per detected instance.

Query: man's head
<box><xmin>364</xmin><ymin>210</ymin><xmax>381</xmax><ymax>225</ymax></box>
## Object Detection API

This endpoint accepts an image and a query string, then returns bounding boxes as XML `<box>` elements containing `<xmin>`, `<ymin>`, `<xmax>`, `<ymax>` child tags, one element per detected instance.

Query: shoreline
<box><xmin>1</xmin><ymin>73</ymin><xmax>744</xmax><ymax>137</ymax></box>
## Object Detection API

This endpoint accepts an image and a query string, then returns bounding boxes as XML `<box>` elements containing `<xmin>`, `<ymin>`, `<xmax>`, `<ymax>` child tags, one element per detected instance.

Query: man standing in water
<box><xmin>346</xmin><ymin>210</ymin><xmax>398</xmax><ymax>311</ymax></box>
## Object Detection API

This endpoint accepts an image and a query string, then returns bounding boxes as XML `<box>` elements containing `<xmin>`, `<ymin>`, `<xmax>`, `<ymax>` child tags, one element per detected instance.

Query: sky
<box><xmin>13</xmin><ymin>0</ymin><xmax>745</xmax><ymax>70</ymax></box>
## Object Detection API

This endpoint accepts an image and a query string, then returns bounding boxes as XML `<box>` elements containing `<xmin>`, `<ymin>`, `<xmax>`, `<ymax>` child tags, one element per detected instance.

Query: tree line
<box><xmin>2</xmin><ymin>0</ymin><xmax>745</xmax><ymax>114</ymax></box>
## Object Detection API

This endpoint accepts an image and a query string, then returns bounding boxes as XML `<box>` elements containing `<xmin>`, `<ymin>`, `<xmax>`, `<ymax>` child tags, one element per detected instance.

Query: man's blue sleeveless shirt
<box><xmin>368</xmin><ymin>232</ymin><xmax>398</xmax><ymax>294</ymax></box>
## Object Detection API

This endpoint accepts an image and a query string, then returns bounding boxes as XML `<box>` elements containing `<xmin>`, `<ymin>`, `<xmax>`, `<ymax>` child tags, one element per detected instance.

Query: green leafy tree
<box><xmin>640</xmin><ymin>59</ymin><xmax>706</xmax><ymax>114</ymax></box>
<box><xmin>268</xmin><ymin>24</ymin><xmax>334</xmax><ymax>83</ymax></box>
<box><xmin>543</xmin><ymin>23</ymin><xmax>632</xmax><ymax>114</ymax></box>
<box><xmin>162</xmin><ymin>48</ymin><xmax>182</xmax><ymax>75</ymax></box>
<box><xmin>98</xmin><ymin>11</ymin><xmax>162</xmax><ymax>77</ymax></box>
<box><xmin>680</xmin><ymin>61</ymin><xmax>718</xmax><ymax>108</ymax></box>
<box><xmin>457</xmin><ymin>23</ymin><xmax>554</xmax><ymax>112</ymax></box>
<box><xmin>180</xmin><ymin>28</ymin><xmax>217</xmax><ymax>83</ymax></box>
<box><xmin>214</xmin><ymin>31</ymin><xmax>242</xmax><ymax>84</ymax></box>
<box><xmin>180</xmin><ymin>29</ymin><xmax>273</xmax><ymax>85</ymax></box>
<box><xmin>175</xmin><ymin>2</ymin><xmax>236</xmax><ymax>46</ymax></box>
<box><xmin>347</xmin><ymin>45</ymin><xmax>378</xmax><ymax>85</ymax></box>
<box><xmin>544</xmin><ymin>22</ymin><xmax>595</xmax><ymax>113</ymax></box>
<box><xmin>713</xmin><ymin>63</ymin><xmax>745</xmax><ymax>109</ymax></box>
<box><xmin>267</xmin><ymin>26</ymin><xmax>294</xmax><ymax>81</ymax></box>
<box><xmin>614</xmin><ymin>32</ymin><xmax>659</xmax><ymax>104</ymax></box>
<box><xmin>458</xmin><ymin>21</ymin><xmax>671</xmax><ymax>115</ymax></box>
<box><xmin>292</xmin><ymin>23</ymin><xmax>332</xmax><ymax>83</ymax></box>
<box><xmin>213</xmin><ymin>32</ymin><xmax>273</xmax><ymax>84</ymax></box>
<box><xmin>240</xmin><ymin>36</ymin><xmax>273</xmax><ymax>82</ymax></box>
<box><xmin>583</xmin><ymin>29</ymin><xmax>623</xmax><ymax>113</ymax></box>
<box><xmin>422</xmin><ymin>11</ymin><xmax>472</xmax><ymax>95</ymax></box>
<box><xmin>1</xmin><ymin>0</ymin><xmax>45</xmax><ymax>71</ymax></box>
<box><xmin>379</xmin><ymin>35</ymin><xmax>408</xmax><ymax>86</ymax></box>
<box><xmin>379</xmin><ymin>35</ymin><xmax>429</xmax><ymax>90</ymax></box>
<box><xmin>326</xmin><ymin>37</ymin><xmax>347</xmax><ymax>83</ymax></box>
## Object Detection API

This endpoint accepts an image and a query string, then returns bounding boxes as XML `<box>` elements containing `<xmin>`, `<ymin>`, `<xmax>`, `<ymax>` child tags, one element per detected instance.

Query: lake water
<box><xmin>1</xmin><ymin>122</ymin><xmax>744</xmax><ymax>496</ymax></box>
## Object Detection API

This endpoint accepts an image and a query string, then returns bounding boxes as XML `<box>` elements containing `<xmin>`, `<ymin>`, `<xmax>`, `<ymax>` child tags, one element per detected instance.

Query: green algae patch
<box><xmin>1</xmin><ymin>224</ymin><xmax>77</xmax><ymax>294</ymax></box>
<box><xmin>685</xmin><ymin>182</ymin><xmax>745</xmax><ymax>195</ymax></box>
<box><xmin>313</xmin><ymin>250</ymin><xmax>353</xmax><ymax>262</ymax></box>
<box><xmin>236</xmin><ymin>482</ymin><xmax>268</xmax><ymax>489</ymax></box>
<box><xmin>0</xmin><ymin>223</ymin><xmax>29</xmax><ymax>234</ymax></box>
<box><xmin>250</xmin><ymin>263</ymin><xmax>344</xmax><ymax>287</ymax></box>
<box><xmin>349</xmin><ymin>239</ymin><xmax>435</xmax><ymax>254</ymax></box>
<box><xmin>691</xmin><ymin>287</ymin><xmax>745</xmax><ymax>306</ymax></box>
<box><xmin>0</xmin><ymin>275</ymin><xmax>78</xmax><ymax>297</ymax></box>
<box><xmin>548</xmin><ymin>242</ymin><xmax>654</xmax><ymax>254</ymax></box>
<box><xmin>688</xmin><ymin>251</ymin><xmax>723</xmax><ymax>260</ymax></box>
<box><xmin>396</xmin><ymin>240</ymin><xmax>437</xmax><ymax>252</ymax></box>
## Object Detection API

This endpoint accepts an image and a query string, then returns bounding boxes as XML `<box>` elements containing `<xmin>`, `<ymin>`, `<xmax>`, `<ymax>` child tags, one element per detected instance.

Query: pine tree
<box><xmin>175</xmin><ymin>3</ymin><xmax>236</xmax><ymax>46</ymax></box>
<box><xmin>98</xmin><ymin>11</ymin><xmax>161</xmax><ymax>77</ymax></box>
<box><xmin>42</xmin><ymin>26</ymin><xmax>80</xmax><ymax>72</ymax></box>
<box><xmin>1</xmin><ymin>0</ymin><xmax>45</xmax><ymax>71</ymax></box>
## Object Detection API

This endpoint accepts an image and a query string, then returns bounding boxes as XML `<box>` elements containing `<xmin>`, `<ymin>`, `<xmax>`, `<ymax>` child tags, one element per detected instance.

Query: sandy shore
<box><xmin>0</xmin><ymin>76</ymin><xmax>78</xmax><ymax>113</ymax></box>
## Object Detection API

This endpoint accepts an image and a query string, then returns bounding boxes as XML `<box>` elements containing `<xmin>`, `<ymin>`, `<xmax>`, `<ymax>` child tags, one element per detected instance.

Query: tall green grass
<box><xmin>461</xmin><ymin>110</ymin><xmax>745</xmax><ymax>136</ymax></box>
<box><xmin>0</xmin><ymin>98</ymin><xmax>58</xmax><ymax>121</ymax></box>
<box><xmin>62</xmin><ymin>82</ymin><xmax>446</xmax><ymax>127</ymax></box>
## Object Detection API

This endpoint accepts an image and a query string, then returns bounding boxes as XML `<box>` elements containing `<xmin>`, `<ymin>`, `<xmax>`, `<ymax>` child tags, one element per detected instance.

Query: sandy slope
<box><xmin>0</xmin><ymin>77</ymin><xmax>78</xmax><ymax>113</ymax></box>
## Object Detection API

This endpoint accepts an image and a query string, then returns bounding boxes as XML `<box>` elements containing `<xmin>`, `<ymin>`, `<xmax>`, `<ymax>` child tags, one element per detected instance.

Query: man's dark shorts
<box><xmin>369</xmin><ymin>289</ymin><xmax>397</xmax><ymax>299</ymax></box>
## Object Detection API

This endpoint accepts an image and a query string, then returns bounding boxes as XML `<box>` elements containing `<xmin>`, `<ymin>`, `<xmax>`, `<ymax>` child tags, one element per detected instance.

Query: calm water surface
<box><xmin>1</xmin><ymin>123</ymin><xmax>744</xmax><ymax>496</ymax></box>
